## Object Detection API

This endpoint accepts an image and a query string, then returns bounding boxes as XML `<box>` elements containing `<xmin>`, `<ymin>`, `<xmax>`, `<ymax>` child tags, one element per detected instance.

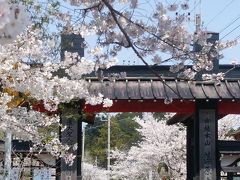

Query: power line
<box><xmin>220</xmin><ymin>24</ymin><xmax>240</xmax><ymax>40</ymax></box>
<box><xmin>189</xmin><ymin>0</ymin><xmax>201</xmax><ymax>14</ymax></box>
<box><xmin>235</xmin><ymin>34</ymin><xmax>240</xmax><ymax>40</ymax></box>
<box><xmin>219</xmin><ymin>14</ymin><xmax>240</xmax><ymax>33</ymax></box>
<box><xmin>164</xmin><ymin>0</ymin><xmax>179</xmax><ymax>6</ymax></box>
<box><xmin>205</xmin><ymin>0</ymin><xmax>236</xmax><ymax>27</ymax></box>
<box><xmin>85</xmin><ymin>116</ymin><xmax>133</xmax><ymax>131</ymax></box>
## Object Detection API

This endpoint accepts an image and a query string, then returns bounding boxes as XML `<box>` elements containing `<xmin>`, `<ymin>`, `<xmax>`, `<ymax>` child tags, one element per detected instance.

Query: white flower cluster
<box><xmin>218</xmin><ymin>115</ymin><xmax>240</xmax><ymax>140</ymax></box>
<box><xmin>111</xmin><ymin>113</ymin><xmax>186</xmax><ymax>179</ymax></box>
<box><xmin>82</xmin><ymin>162</ymin><xmax>108</xmax><ymax>180</ymax></box>
<box><xmin>58</xmin><ymin>0</ymin><xmax>240</xmax><ymax>80</ymax></box>
<box><xmin>202</xmin><ymin>73</ymin><xmax>225</xmax><ymax>82</ymax></box>
<box><xmin>0</xmin><ymin>29</ymin><xmax>107</xmax><ymax>164</ymax></box>
<box><xmin>0</xmin><ymin>1</ymin><xmax>30</xmax><ymax>45</ymax></box>
<box><xmin>63</xmin><ymin>153</ymin><xmax>76</xmax><ymax>166</ymax></box>
<box><xmin>85</xmin><ymin>93</ymin><xmax>113</xmax><ymax>107</ymax></box>
<box><xmin>64</xmin><ymin>52</ymin><xmax>95</xmax><ymax>79</ymax></box>
<box><xmin>44</xmin><ymin>138</ymin><xmax>69</xmax><ymax>157</ymax></box>
<box><xmin>177</xmin><ymin>68</ymin><xmax>197</xmax><ymax>80</ymax></box>
<box><xmin>111</xmin><ymin>113</ymin><xmax>239</xmax><ymax>179</ymax></box>
<box><xmin>0</xmin><ymin>35</ymin><xmax>98</xmax><ymax>110</ymax></box>
<box><xmin>103</xmin><ymin>98</ymin><xmax>113</xmax><ymax>108</ymax></box>
<box><xmin>0</xmin><ymin>94</ymin><xmax>72</xmax><ymax>160</ymax></box>
<box><xmin>85</xmin><ymin>93</ymin><xmax>104</xmax><ymax>106</ymax></box>
<box><xmin>217</xmin><ymin>39</ymin><xmax>239</xmax><ymax>51</ymax></box>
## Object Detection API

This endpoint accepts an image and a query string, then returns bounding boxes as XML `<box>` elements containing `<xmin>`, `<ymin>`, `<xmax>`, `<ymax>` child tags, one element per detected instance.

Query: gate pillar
<box><xmin>56</xmin><ymin>32</ymin><xmax>84</xmax><ymax>180</ymax></box>
<box><xmin>59</xmin><ymin>105</ymin><xmax>83</xmax><ymax>180</ymax></box>
<box><xmin>186</xmin><ymin>117</ymin><xmax>194</xmax><ymax>180</ymax></box>
<box><xmin>192</xmin><ymin>100</ymin><xmax>220</xmax><ymax>180</ymax></box>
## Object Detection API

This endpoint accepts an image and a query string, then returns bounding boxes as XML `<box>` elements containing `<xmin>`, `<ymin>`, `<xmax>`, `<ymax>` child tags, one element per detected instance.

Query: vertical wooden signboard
<box><xmin>61</xmin><ymin>114</ymin><xmax>78</xmax><ymax>179</ymax></box>
<box><xmin>199</xmin><ymin>109</ymin><xmax>216</xmax><ymax>180</ymax></box>
<box><xmin>60</xmin><ymin>108</ymin><xmax>82</xmax><ymax>180</ymax></box>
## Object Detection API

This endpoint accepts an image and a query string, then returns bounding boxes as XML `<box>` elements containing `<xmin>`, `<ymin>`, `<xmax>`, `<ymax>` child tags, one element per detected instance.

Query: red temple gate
<box><xmin>58</xmin><ymin>33</ymin><xmax>240</xmax><ymax>180</ymax></box>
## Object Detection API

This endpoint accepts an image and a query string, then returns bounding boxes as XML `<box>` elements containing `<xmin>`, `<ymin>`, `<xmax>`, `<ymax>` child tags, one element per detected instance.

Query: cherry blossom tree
<box><xmin>0</xmin><ymin>0</ymin><xmax>120</xmax><ymax>177</ymax></box>
<box><xmin>0</xmin><ymin>1</ymin><xmax>99</xmax><ymax>178</ymax></box>
<box><xmin>0</xmin><ymin>0</ymin><xmax>237</xmax><ymax>123</ymax></box>
<box><xmin>111</xmin><ymin>113</ymin><xmax>186</xmax><ymax>180</ymax></box>
<box><xmin>34</xmin><ymin>0</ymin><xmax>238</xmax><ymax>80</ymax></box>
<box><xmin>111</xmin><ymin>113</ymin><xmax>240</xmax><ymax>180</ymax></box>
<box><xmin>0</xmin><ymin>0</ymin><xmax>234</xmax><ymax>81</ymax></box>
<box><xmin>82</xmin><ymin>162</ymin><xmax>108</xmax><ymax>180</ymax></box>
<box><xmin>0</xmin><ymin>0</ymin><xmax>239</xmax><ymax>178</ymax></box>
<box><xmin>218</xmin><ymin>115</ymin><xmax>240</xmax><ymax>140</ymax></box>
<box><xmin>0</xmin><ymin>0</ymin><xmax>238</xmax><ymax>104</ymax></box>
<box><xmin>0</xmin><ymin>1</ymin><xmax>30</xmax><ymax>45</ymax></box>
<box><xmin>0</xmin><ymin>32</ymin><xmax>107</xmax><ymax>178</ymax></box>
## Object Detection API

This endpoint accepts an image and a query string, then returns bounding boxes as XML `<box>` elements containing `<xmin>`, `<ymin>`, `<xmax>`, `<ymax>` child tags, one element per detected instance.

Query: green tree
<box><xmin>85</xmin><ymin>113</ymin><xmax>142</xmax><ymax>168</ymax></box>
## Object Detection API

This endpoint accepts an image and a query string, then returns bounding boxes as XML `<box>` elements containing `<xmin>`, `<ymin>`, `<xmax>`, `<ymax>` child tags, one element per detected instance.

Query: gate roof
<box><xmin>84</xmin><ymin>65</ymin><xmax>240</xmax><ymax>114</ymax></box>
<box><xmin>87</xmin><ymin>78</ymin><xmax>240</xmax><ymax>100</ymax></box>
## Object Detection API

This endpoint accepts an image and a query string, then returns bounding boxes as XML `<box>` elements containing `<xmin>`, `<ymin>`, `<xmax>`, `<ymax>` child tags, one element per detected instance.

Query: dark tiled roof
<box><xmin>86</xmin><ymin>65</ymin><xmax>240</xmax><ymax>100</ymax></box>
<box><xmin>87</xmin><ymin>79</ymin><xmax>240</xmax><ymax>100</ymax></box>
<box><xmin>85</xmin><ymin>65</ymin><xmax>240</xmax><ymax>79</ymax></box>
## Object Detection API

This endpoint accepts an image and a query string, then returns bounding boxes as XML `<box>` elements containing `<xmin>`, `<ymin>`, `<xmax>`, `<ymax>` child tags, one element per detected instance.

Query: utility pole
<box><xmin>195</xmin><ymin>0</ymin><xmax>202</xmax><ymax>32</ymax></box>
<box><xmin>81</xmin><ymin>126</ymin><xmax>85</xmax><ymax>178</ymax></box>
<box><xmin>107</xmin><ymin>115</ymin><xmax>111</xmax><ymax>180</ymax></box>
<box><xmin>4</xmin><ymin>129</ymin><xmax>12</xmax><ymax>180</ymax></box>
<box><xmin>99</xmin><ymin>113</ymin><xmax>111</xmax><ymax>179</ymax></box>
<box><xmin>195</xmin><ymin>14</ymin><xmax>201</xmax><ymax>32</ymax></box>
<box><xmin>149</xmin><ymin>170</ymin><xmax>153</xmax><ymax>180</ymax></box>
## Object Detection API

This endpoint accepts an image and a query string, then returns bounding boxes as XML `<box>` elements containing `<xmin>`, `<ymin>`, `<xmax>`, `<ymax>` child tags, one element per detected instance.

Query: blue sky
<box><xmin>199</xmin><ymin>0</ymin><xmax>240</xmax><ymax>64</ymax></box>
<box><xmin>114</xmin><ymin>0</ymin><xmax>240</xmax><ymax>65</ymax></box>
<box><xmin>81</xmin><ymin>0</ymin><xmax>240</xmax><ymax>65</ymax></box>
